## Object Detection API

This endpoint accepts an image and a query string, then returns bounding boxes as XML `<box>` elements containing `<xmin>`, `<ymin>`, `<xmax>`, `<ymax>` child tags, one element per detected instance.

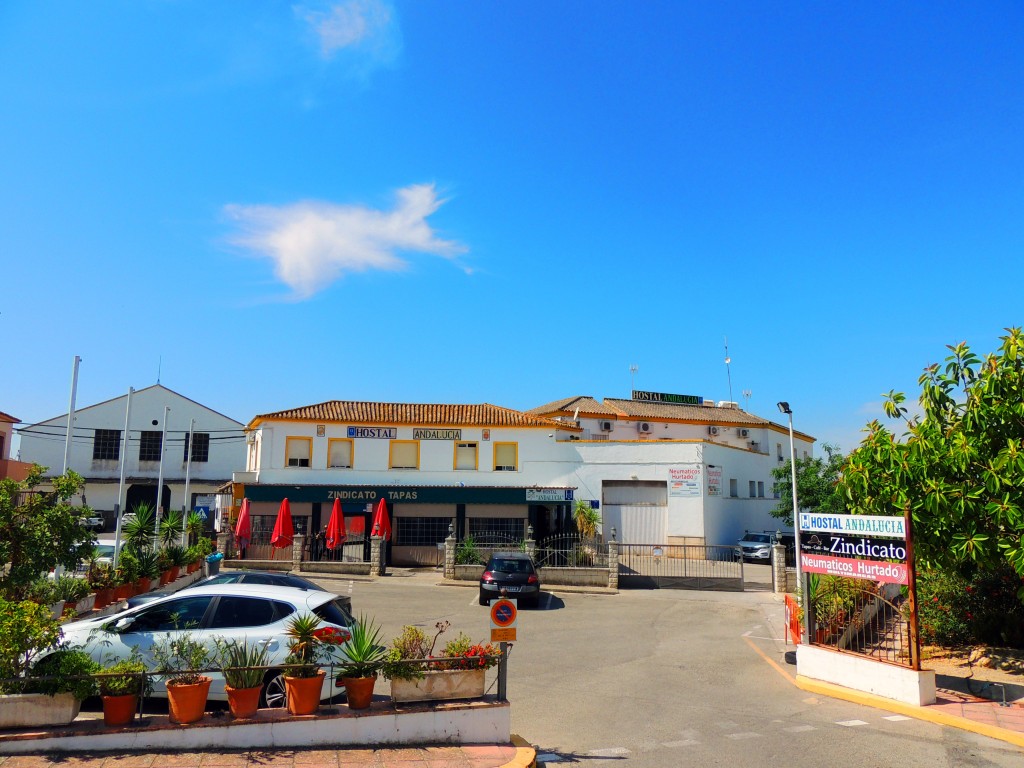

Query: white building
<box><xmin>233</xmin><ymin>390</ymin><xmax>813</xmax><ymax>564</ymax></box>
<box><xmin>17</xmin><ymin>384</ymin><xmax>245</xmax><ymax>530</ymax></box>
<box><xmin>527</xmin><ymin>391</ymin><xmax>814</xmax><ymax>547</ymax></box>
<box><xmin>231</xmin><ymin>401</ymin><xmax>580</xmax><ymax>566</ymax></box>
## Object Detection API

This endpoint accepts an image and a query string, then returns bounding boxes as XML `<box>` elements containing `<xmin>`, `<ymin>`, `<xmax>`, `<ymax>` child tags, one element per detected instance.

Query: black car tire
<box><xmin>479</xmin><ymin>589</ymin><xmax>490</xmax><ymax>606</ymax></box>
<box><xmin>260</xmin><ymin>669</ymin><xmax>287</xmax><ymax>709</ymax></box>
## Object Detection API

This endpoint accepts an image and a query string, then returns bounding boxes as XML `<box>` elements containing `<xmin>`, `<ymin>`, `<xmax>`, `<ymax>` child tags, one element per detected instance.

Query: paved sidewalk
<box><xmin>0</xmin><ymin>742</ymin><xmax>535</xmax><ymax>767</ymax></box>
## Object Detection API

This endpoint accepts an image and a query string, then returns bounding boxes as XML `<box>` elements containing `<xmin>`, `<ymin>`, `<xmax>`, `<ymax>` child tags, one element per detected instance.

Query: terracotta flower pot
<box><xmin>159</xmin><ymin>570</ymin><xmax>171</xmax><ymax>586</ymax></box>
<box><xmin>94</xmin><ymin>588</ymin><xmax>112</xmax><ymax>609</ymax></box>
<box><xmin>113</xmin><ymin>583</ymin><xmax>131</xmax><ymax>601</ymax></box>
<box><xmin>225</xmin><ymin>685</ymin><xmax>262</xmax><ymax>719</ymax></box>
<box><xmin>102</xmin><ymin>694</ymin><xmax>137</xmax><ymax>727</ymax></box>
<box><xmin>166</xmin><ymin>676</ymin><xmax>211</xmax><ymax>724</ymax></box>
<box><xmin>135</xmin><ymin>577</ymin><xmax>152</xmax><ymax>594</ymax></box>
<box><xmin>342</xmin><ymin>675</ymin><xmax>376</xmax><ymax>710</ymax></box>
<box><xmin>284</xmin><ymin>671</ymin><xmax>324</xmax><ymax>716</ymax></box>
<box><xmin>168</xmin><ymin>565</ymin><xmax>180</xmax><ymax>581</ymax></box>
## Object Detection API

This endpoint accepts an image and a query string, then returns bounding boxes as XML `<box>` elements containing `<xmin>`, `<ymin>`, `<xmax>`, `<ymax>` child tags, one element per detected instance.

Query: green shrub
<box><xmin>917</xmin><ymin>565</ymin><xmax>1024</xmax><ymax>648</ymax></box>
<box><xmin>27</xmin><ymin>650</ymin><xmax>98</xmax><ymax>700</ymax></box>
<box><xmin>52</xmin><ymin>575</ymin><xmax>90</xmax><ymax>603</ymax></box>
<box><xmin>0</xmin><ymin>599</ymin><xmax>62</xmax><ymax>692</ymax></box>
<box><xmin>455</xmin><ymin>535</ymin><xmax>482</xmax><ymax>565</ymax></box>
<box><xmin>98</xmin><ymin>654</ymin><xmax>150</xmax><ymax>697</ymax></box>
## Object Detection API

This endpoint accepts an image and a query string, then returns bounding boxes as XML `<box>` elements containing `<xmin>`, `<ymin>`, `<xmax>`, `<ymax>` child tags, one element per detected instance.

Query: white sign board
<box><xmin>798</xmin><ymin>513</ymin><xmax>906</xmax><ymax>539</ymax></box>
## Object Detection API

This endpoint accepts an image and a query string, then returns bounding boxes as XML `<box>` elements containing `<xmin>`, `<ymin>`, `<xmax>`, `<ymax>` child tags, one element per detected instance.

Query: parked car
<box><xmin>479</xmin><ymin>552</ymin><xmax>541</xmax><ymax>607</ymax></box>
<box><xmin>57</xmin><ymin>584</ymin><xmax>355</xmax><ymax>707</ymax></box>
<box><xmin>83</xmin><ymin>513</ymin><xmax>104</xmax><ymax>532</ymax></box>
<box><xmin>736</xmin><ymin>532</ymin><xmax>775</xmax><ymax>562</ymax></box>
<box><xmin>125</xmin><ymin>570</ymin><xmax>349</xmax><ymax>613</ymax></box>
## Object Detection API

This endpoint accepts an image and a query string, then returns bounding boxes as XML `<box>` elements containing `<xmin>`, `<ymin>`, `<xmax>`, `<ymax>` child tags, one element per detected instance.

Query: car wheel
<box><xmin>260</xmin><ymin>669</ymin><xmax>287</xmax><ymax>709</ymax></box>
<box><xmin>479</xmin><ymin>589</ymin><xmax>489</xmax><ymax>606</ymax></box>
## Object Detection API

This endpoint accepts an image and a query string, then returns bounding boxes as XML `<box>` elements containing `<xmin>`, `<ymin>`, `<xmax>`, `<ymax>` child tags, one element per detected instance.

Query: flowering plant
<box><xmin>380</xmin><ymin>621</ymin><xmax>501</xmax><ymax>681</ymax></box>
<box><xmin>283</xmin><ymin>614</ymin><xmax>351</xmax><ymax>679</ymax></box>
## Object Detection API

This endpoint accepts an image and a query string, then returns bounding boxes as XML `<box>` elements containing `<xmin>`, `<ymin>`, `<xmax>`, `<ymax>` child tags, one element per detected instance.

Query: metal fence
<box><xmin>617</xmin><ymin>544</ymin><xmax>744</xmax><ymax>591</ymax></box>
<box><xmin>534</xmin><ymin>534</ymin><xmax>608</xmax><ymax>568</ymax></box>
<box><xmin>810</xmin><ymin>582</ymin><xmax>913</xmax><ymax>667</ymax></box>
<box><xmin>304</xmin><ymin>534</ymin><xmax>369</xmax><ymax>563</ymax></box>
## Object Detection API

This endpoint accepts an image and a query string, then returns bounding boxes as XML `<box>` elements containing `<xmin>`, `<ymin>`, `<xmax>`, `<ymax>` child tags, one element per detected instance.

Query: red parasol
<box><xmin>270</xmin><ymin>497</ymin><xmax>294</xmax><ymax>558</ymax></box>
<box><xmin>234</xmin><ymin>498</ymin><xmax>252</xmax><ymax>553</ymax></box>
<box><xmin>371</xmin><ymin>498</ymin><xmax>392</xmax><ymax>541</ymax></box>
<box><xmin>325</xmin><ymin>498</ymin><xmax>347</xmax><ymax>551</ymax></box>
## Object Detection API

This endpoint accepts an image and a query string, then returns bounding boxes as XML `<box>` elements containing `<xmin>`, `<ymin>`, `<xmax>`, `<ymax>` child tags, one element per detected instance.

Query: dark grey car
<box><xmin>479</xmin><ymin>552</ymin><xmax>541</xmax><ymax>607</ymax></box>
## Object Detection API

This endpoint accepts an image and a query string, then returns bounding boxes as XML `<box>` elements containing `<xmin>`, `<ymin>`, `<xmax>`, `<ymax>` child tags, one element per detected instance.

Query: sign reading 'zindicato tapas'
<box><xmin>799</xmin><ymin>512</ymin><xmax>906</xmax><ymax>539</ymax></box>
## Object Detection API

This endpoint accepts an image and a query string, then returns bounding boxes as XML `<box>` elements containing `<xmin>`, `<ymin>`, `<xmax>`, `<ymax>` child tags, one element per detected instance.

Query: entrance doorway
<box><xmin>126</xmin><ymin>484</ymin><xmax>171</xmax><ymax>515</ymax></box>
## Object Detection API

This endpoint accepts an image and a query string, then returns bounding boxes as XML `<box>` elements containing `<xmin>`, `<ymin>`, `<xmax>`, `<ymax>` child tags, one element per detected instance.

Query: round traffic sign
<box><xmin>490</xmin><ymin>598</ymin><xmax>517</xmax><ymax>627</ymax></box>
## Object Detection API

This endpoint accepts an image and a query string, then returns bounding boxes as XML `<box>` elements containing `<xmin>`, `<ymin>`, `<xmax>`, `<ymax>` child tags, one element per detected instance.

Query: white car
<box><xmin>58</xmin><ymin>584</ymin><xmax>354</xmax><ymax>707</ymax></box>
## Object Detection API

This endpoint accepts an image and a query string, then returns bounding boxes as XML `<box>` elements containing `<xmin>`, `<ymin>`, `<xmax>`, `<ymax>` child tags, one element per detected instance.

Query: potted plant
<box><xmin>97</xmin><ymin>652</ymin><xmax>150</xmax><ymax>727</ymax></box>
<box><xmin>382</xmin><ymin>622</ymin><xmax>499</xmax><ymax>704</ymax></box>
<box><xmin>214</xmin><ymin>638</ymin><xmax>270</xmax><ymax>719</ymax></box>
<box><xmin>156</xmin><ymin>548</ymin><xmax>175</xmax><ymax>585</ymax></box>
<box><xmin>27</xmin><ymin>577</ymin><xmax>64</xmax><ymax>620</ymax></box>
<box><xmin>133</xmin><ymin>549</ymin><xmax>161</xmax><ymax>594</ymax></box>
<box><xmin>164</xmin><ymin>544</ymin><xmax>187</xmax><ymax>581</ymax></box>
<box><xmin>0</xmin><ymin>599</ymin><xmax>83</xmax><ymax>728</ymax></box>
<box><xmin>88</xmin><ymin>563</ymin><xmax>114</xmax><ymax>609</ymax></box>
<box><xmin>335</xmin><ymin>615</ymin><xmax>385</xmax><ymax>710</ymax></box>
<box><xmin>19</xmin><ymin>648</ymin><xmax>98</xmax><ymax>725</ymax></box>
<box><xmin>282</xmin><ymin>614</ymin><xmax>349</xmax><ymax>716</ymax></box>
<box><xmin>113</xmin><ymin>550</ymin><xmax>140</xmax><ymax>601</ymax></box>
<box><xmin>152</xmin><ymin>632</ymin><xmax>211</xmax><ymax>724</ymax></box>
<box><xmin>52</xmin><ymin>574</ymin><xmax>93</xmax><ymax>616</ymax></box>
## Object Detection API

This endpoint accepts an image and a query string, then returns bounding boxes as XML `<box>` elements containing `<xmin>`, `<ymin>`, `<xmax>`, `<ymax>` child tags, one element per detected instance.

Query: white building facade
<box><xmin>527</xmin><ymin>392</ymin><xmax>815</xmax><ymax>548</ymax></box>
<box><xmin>18</xmin><ymin>384</ymin><xmax>245</xmax><ymax>530</ymax></box>
<box><xmin>233</xmin><ymin>391</ymin><xmax>814</xmax><ymax>564</ymax></box>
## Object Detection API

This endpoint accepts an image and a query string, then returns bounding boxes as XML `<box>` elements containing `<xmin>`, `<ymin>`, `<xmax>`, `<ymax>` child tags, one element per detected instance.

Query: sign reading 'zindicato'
<box><xmin>799</xmin><ymin>513</ymin><xmax>906</xmax><ymax>539</ymax></box>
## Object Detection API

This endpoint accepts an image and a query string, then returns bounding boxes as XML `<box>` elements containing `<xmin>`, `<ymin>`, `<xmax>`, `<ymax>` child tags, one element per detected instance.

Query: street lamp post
<box><xmin>777</xmin><ymin>401</ymin><xmax>807</xmax><ymax>642</ymax></box>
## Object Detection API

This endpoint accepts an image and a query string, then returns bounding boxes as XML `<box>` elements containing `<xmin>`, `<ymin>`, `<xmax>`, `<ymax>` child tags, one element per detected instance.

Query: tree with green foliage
<box><xmin>0</xmin><ymin>466</ymin><xmax>97</xmax><ymax>599</ymax></box>
<box><xmin>840</xmin><ymin>328</ymin><xmax>1024</xmax><ymax>595</ymax></box>
<box><xmin>573</xmin><ymin>499</ymin><xmax>601</xmax><ymax>540</ymax></box>
<box><xmin>769</xmin><ymin>442</ymin><xmax>847</xmax><ymax>527</ymax></box>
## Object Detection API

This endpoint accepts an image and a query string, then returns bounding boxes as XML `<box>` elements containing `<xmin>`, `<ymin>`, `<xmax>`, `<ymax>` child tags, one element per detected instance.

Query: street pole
<box><xmin>182</xmin><ymin>418</ymin><xmax>194</xmax><ymax>547</ymax></box>
<box><xmin>778</xmin><ymin>401</ymin><xmax>807</xmax><ymax>643</ymax></box>
<box><xmin>112</xmin><ymin>387</ymin><xmax>134</xmax><ymax>570</ymax></box>
<box><xmin>154</xmin><ymin>406</ymin><xmax>170</xmax><ymax>541</ymax></box>
<box><xmin>62</xmin><ymin>355</ymin><xmax>81</xmax><ymax>474</ymax></box>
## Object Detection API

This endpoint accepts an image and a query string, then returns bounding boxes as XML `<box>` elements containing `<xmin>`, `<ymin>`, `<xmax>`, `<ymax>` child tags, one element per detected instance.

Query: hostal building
<box><xmin>232</xmin><ymin>401</ymin><xmax>580</xmax><ymax>566</ymax></box>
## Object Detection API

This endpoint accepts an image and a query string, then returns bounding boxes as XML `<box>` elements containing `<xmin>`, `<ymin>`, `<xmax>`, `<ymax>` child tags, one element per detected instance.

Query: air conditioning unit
<box><xmin>638</xmin><ymin>422</ymin><xmax>652</xmax><ymax>434</ymax></box>
<box><xmin>707</xmin><ymin>426</ymin><xmax>719</xmax><ymax>436</ymax></box>
<box><xmin>599</xmin><ymin>420</ymin><xmax>613</xmax><ymax>432</ymax></box>
<box><xmin>737</xmin><ymin>428</ymin><xmax>749</xmax><ymax>438</ymax></box>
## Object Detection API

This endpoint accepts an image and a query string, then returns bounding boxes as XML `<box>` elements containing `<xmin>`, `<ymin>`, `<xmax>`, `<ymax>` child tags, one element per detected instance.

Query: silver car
<box><xmin>736</xmin><ymin>532</ymin><xmax>774</xmax><ymax>562</ymax></box>
<box><xmin>58</xmin><ymin>583</ymin><xmax>354</xmax><ymax>707</ymax></box>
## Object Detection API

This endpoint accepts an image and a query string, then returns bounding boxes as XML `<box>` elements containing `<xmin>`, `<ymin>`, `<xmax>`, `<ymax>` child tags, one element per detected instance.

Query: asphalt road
<box><xmin>303</xmin><ymin>566</ymin><xmax>1022</xmax><ymax>768</ymax></box>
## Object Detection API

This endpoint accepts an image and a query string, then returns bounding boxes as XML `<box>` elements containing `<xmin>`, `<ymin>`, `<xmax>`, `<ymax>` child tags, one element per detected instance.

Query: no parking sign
<box><xmin>489</xmin><ymin>597</ymin><xmax>517</xmax><ymax>642</ymax></box>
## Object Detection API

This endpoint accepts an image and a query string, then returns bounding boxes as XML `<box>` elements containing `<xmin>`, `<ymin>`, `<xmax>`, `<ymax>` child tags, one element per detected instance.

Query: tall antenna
<box><xmin>724</xmin><ymin>337</ymin><xmax>733</xmax><ymax>403</ymax></box>
<box><xmin>629</xmin><ymin>364</ymin><xmax>638</xmax><ymax>393</ymax></box>
<box><xmin>157</xmin><ymin>355</ymin><xmax>162</xmax><ymax>385</ymax></box>
<box><xmin>742</xmin><ymin>389</ymin><xmax>752</xmax><ymax>411</ymax></box>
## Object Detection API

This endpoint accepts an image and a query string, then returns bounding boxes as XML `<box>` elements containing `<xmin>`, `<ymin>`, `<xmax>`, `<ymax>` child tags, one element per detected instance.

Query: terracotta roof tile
<box><xmin>0</xmin><ymin>411</ymin><xmax>17</xmax><ymax>423</ymax></box>
<box><xmin>250</xmin><ymin>401</ymin><xmax>576</xmax><ymax>430</ymax></box>
<box><xmin>526</xmin><ymin>396</ymin><xmax>620</xmax><ymax>417</ymax></box>
<box><xmin>602</xmin><ymin>398</ymin><xmax>772</xmax><ymax>425</ymax></box>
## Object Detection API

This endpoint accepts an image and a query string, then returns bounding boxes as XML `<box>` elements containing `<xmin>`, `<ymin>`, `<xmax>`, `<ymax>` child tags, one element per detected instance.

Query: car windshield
<box><xmin>490</xmin><ymin>558</ymin><xmax>534</xmax><ymax>573</ymax></box>
<box><xmin>743</xmin><ymin>534</ymin><xmax>771</xmax><ymax>543</ymax></box>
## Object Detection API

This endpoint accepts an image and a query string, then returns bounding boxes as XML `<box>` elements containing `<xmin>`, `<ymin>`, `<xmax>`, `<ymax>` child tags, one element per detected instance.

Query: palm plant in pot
<box><xmin>335</xmin><ymin>614</ymin><xmax>385</xmax><ymax>710</ymax></box>
<box><xmin>97</xmin><ymin>651</ymin><xmax>150</xmax><ymax>727</ymax></box>
<box><xmin>282</xmin><ymin>614</ymin><xmax>350</xmax><ymax>716</ymax></box>
<box><xmin>214</xmin><ymin>638</ymin><xmax>270</xmax><ymax>719</ymax></box>
<box><xmin>152</xmin><ymin>631</ymin><xmax>211</xmax><ymax>724</ymax></box>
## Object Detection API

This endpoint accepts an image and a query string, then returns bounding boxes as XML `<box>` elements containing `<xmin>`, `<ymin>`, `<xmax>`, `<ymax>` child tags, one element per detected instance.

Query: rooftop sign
<box><xmin>632</xmin><ymin>390</ymin><xmax>703</xmax><ymax>406</ymax></box>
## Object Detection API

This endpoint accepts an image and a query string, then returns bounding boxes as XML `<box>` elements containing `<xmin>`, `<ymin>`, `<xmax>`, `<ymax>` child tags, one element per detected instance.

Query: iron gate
<box><xmin>618</xmin><ymin>544</ymin><xmax>744</xmax><ymax>591</ymax></box>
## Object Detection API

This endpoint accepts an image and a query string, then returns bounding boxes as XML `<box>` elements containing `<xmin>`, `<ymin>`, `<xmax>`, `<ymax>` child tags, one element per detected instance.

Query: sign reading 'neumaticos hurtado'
<box><xmin>798</xmin><ymin>513</ymin><xmax>909</xmax><ymax>585</ymax></box>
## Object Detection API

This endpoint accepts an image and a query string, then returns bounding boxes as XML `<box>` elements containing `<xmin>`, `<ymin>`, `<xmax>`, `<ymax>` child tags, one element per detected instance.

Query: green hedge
<box><xmin>917</xmin><ymin>564</ymin><xmax>1024</xmax><ymax>648</ymax></box>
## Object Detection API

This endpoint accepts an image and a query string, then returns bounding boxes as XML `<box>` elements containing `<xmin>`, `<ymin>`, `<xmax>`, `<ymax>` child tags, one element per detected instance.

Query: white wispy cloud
<box><xmin>295</xmin><ymin>0</ymin><xmax>397</xmax><ymax>59</ymax></box>
<box><xmin>225</xmin><ymin>184</ymin><xmax>468</xmax><ymax>299</ymax></box>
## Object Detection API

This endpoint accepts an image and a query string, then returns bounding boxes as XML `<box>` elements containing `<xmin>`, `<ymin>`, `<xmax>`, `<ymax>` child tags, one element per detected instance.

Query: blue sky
<box><xmin>2</xmin><ymin>2</ymin><xmax>1021</xmax><ymax>454</ymax></box>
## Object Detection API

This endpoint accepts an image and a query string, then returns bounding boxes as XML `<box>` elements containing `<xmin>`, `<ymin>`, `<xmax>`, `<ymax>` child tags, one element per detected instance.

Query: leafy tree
<box><xmin>769</xmin><ymin>442</ymin><xmax>847</xmax><ymax>527</ymax></box>
<box><xmin>0</xmin><ymin>466</ymin><xmax>96</xmax><ymax>599</ymax></box>
<box><xmin>840</xmin><ymin>328</ymin><xmax>1024</xmax><ymax>594</ymax></box>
